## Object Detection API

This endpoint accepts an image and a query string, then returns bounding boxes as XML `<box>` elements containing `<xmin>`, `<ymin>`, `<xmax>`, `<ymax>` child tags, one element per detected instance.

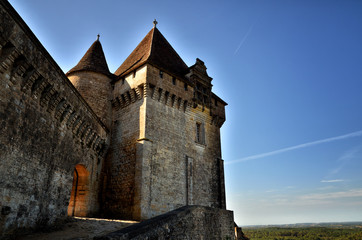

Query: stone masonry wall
<box><xmin>0</xmin><ymin>1</ymin><xmax>108</xmax><ymax>237</ymax></box>
<box><xmin>68</xmin><ymin>71</ymin><xmax>112</xmax><ymax>129</ymax></box>
<box><xmin>96</xmin><ymin>205</ymin><xmax>235</xmax><ymax>240</ymax></box>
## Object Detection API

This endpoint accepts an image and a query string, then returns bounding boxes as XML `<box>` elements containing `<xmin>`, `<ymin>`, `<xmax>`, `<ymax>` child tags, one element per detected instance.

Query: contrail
<box><xmin>321</xmin><ymin>179</ymin><xmax>344</xmax><ymax>183</ymax></box>
<box><xmin>234</xmin><ymin>24</ymin><xmax>254</xmax><ymax>55</ymax></box>
<box><xmin>226</xmin><ymin>130</ymin><xmax>362</xmax><ymax>165</ymax></box>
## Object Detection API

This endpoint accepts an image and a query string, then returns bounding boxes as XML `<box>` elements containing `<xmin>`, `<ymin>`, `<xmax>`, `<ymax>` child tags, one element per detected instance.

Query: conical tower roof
<box><xmin>115</xmin><ymin>25</ymin><xmax>189</xmax><ymax>79</ymax></box>
<box><xmin>67</xmin><ymin>37</ymin><xmax>112</xmax><ymax>77</ymax></box>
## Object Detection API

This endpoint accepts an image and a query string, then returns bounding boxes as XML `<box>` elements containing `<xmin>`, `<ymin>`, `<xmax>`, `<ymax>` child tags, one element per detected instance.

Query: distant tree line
<box><xmin>242</xmin><ymin>226</ymin><xmax>362</xmax><ymax>240</ymax></box>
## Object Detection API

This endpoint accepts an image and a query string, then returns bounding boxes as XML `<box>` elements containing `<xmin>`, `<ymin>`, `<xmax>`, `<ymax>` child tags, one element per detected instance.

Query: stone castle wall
<box><xmin>0</xmin><ymin>1</ymin><xmax>108</xmax><ymax>236</ymax></box>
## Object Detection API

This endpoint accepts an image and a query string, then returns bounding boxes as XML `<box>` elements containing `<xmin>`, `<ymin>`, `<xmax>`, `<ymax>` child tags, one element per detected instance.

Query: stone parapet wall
<box><xmin>96</xmin><ymin>205</ymin><xmax>235</xmax><ymax>240</ymax></box>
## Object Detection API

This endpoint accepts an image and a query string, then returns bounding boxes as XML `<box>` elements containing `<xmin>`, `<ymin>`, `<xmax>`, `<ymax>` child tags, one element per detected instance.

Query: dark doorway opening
<box><xmin>67</xmin><ymin>164</ymin><xmax>89</xmax><ymax>217</ymax></box>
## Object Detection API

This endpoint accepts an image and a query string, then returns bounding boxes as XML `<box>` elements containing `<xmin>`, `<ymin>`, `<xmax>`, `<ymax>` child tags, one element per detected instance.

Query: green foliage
<box><xmin>243</xmin><ymin>225</ymin><xmax>362</xmax><ymax>240</ymax></box>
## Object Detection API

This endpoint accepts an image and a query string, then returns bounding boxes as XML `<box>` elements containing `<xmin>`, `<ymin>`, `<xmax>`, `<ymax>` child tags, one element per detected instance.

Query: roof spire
<box><xmin>97</xmin><ymin>34</ymin><xmax>100</xmax><ymax>41</ymax></box>
<box><xmin>153</xmin><ymin>19</ymin><xmax>158</xmax><ymax>28</ymax></box>
<box><xmin>114</xmin><ymin>25</ymin><xmax>189</xmax><ymax>78</ymax></box>
<box><xmin>66</xmin><ymin>38</ymin><xmax>111</xmax><ymax>77</ymax></box>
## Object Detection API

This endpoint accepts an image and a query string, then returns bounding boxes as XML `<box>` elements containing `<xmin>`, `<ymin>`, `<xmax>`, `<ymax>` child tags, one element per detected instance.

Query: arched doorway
<box><xmin>67</xmin><ymin>164</ymin><xmax>89</xmax><ymax>217</ymax></box>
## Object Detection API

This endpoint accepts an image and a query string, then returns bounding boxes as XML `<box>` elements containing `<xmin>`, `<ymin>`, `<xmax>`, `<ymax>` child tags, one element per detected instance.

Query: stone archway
<box><xmin>67</xmin><ymin>164</ymin><xmax>90</xmax><ymax>217</ymax></box>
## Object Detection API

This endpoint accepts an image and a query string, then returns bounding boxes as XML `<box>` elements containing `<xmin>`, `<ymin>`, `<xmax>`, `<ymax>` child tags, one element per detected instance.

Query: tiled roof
<box><xmin>67</xmin><ymin>39</ymin><xmax>112</xmax><ymax>77</ymax></box>
<box><xmin>114</xmin><ymin>27</ymin><xmax>189</xmax><ymax>80</ymax></box>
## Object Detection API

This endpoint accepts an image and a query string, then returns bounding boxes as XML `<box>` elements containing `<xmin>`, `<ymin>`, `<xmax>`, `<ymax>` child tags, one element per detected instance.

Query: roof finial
<box><xmin>97</xmin><ymin>34</ymin><xmax>100</xmax><ymax>41</ymax></box>
<box><xmin>153</xmin><ymin>19</ymin><xmax>158</xmax><ymax>28</ymax></box>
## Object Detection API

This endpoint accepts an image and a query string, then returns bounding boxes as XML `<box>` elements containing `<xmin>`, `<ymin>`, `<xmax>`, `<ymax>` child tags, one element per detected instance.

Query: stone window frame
<box><xmin>195</xmin><ymin>122</ymin><xmax>205</xmax><ymax>145</ymax></box>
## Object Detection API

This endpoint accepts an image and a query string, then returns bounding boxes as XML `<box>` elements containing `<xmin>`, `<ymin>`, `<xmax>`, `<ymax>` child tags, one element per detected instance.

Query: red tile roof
<box><xmin>115</xmin><ymin>27</ymin><xmax>189</xmax><ymax>80</ymax></box>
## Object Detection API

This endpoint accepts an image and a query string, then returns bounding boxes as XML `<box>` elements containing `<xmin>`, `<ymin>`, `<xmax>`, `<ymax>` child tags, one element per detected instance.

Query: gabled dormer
<box><xmin>188</xmin><ymin>58</ymin><xmax>213</xmax><ymax>108</ymax></box>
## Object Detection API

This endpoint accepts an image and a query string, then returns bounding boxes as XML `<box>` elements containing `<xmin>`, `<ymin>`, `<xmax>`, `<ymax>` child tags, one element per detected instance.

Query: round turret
<box><xmin>67</xmin><ymin>37</ymin><xmax>113</xmax><ymax>129</ymax></box>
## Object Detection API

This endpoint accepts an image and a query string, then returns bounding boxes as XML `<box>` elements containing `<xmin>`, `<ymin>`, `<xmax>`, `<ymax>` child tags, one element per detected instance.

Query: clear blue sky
<box><xmin>9</xmin><ymin>0</ymin><xmax>362</xmax><ymax>226</ymax></box>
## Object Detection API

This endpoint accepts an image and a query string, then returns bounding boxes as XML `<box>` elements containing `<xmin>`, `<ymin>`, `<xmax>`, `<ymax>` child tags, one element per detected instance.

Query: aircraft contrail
<box><xmin>234</xmin><ymin>24</ymin><xmax>254</xmax><ymax>55</ymax></box>
<box><xmin>226</xmin><ymin>130</ymin><xmax>362</xmax><ymax>164</ymax></box>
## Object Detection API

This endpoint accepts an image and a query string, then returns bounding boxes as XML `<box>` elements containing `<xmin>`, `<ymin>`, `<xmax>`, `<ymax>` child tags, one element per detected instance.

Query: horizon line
<box><xmin>241</xmin><ymin>220</ymin><xmax>362</xmax><ymax>228</ymax></box>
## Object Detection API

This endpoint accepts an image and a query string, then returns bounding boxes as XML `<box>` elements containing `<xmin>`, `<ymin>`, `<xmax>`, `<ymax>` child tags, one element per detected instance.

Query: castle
<box><xmin>0</xmin><ymin>1</ymin><xmax>244</xmax><ymax>239</ymax></box>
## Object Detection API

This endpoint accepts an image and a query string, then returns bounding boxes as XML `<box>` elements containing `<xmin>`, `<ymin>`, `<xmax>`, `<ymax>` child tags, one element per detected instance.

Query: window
<box><xmin>159</xmin><ymin>70</ymin><xmax>163</xmax><ymax>78</ymax></box>
<box><xmin>122</xmin><ymin>78</ymin><xmax>125</xmax><ymax>85</ymax></box>
<box><xmin>195</xmin><ymin>82</ymin><xmax>210</xmax><ymax>104</ymax></box>
<box><xmin>196</xmin><ymin>122</ymin><xmax>205</xmax><ymax>144</ymax></box>
<box><xmin>172</xmin><ymin>77</ymin><xmax>176</xmax><ymax>85</ymax></box>
<box><xmin>196</xmin><ymin>123</ymin><xmax>201</xmax><ymax>142</ymax></box>
<box><xmin>184</xmin><ymin>83</ymin><xmax>188</xmax><ymax>91</ymax></box>
<box><xmin>133</xmin><ymin>70</ymin><xmax>136</xmax><ymax>78</ymax></box>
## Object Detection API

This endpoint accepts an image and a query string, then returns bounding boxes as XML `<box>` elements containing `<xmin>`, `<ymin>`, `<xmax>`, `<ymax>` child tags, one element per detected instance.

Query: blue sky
<box><xmin>9</xmin><ymin>0</ymin><xmax>362</xmax><ymax>225</ymax></box>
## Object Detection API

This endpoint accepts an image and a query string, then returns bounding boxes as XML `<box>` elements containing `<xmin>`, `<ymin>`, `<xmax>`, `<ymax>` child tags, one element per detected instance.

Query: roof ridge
<box><xmin>148</xmin><ymin>27</ymin><xmax>155</xmax><ymax>60</ymax></box>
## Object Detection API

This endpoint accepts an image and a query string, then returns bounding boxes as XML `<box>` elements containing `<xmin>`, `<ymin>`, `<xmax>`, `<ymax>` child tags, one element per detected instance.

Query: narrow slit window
<box><xmin>196</xmin><ymin>122</ymin><xmax>205</xmax><ymax>144</ymax></box>
<box><xmin>196</xmin><ymin>123</ymin><xmax>201</xmax><ymax>143</ymax></box>
<box><xmin>159</xmin><ymin>70</ymin><xmax>163</xmax><ymax>78</ymax></box>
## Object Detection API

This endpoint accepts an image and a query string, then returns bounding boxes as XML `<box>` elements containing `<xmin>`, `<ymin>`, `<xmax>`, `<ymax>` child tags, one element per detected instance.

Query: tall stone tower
<box><xmin>66</xmin><ymin>37</ymin><xmax>113</xmax><ymax>129</ymax></box>
<box><xmin>101</xmin><ymin>22</ymin><xmax>227</xmax><ymax>220</ymax></box>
